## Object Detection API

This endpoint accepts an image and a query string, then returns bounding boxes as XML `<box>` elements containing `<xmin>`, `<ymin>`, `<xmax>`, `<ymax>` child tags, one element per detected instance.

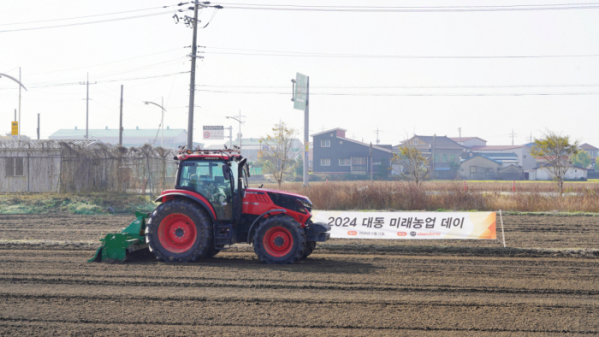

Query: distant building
<box><xmin>459</xmin><ymin>155</ymin><xmax>501</xmax><ymax>180</ymax></box>
<box><xmin>529</xmin><ymin>164</ymin><xmax>587</xmax><ymax>181</ymax></box>
<box><xmin>469</xmin><ymin>145</ymin><xmax>536</xmax><ymax>170</ymax></box>
<box><xmin>579</xmin><ymin>143</ymin><xmax>599</xmax><ymax>163</ymax></box>
<box><xmin>49</xmin><ymin>126</ymin><xmax>189</xmax><ymax>149</ymax></box>
<box><xmin>396</xmin><ymin>135</ymin><xmax>465</xmax><ymax>179</ymax></box>
<box><xmin>450</xmin><ymin>137</ymin><xmax>487</xmax><ymax>148</ymax></box>
<box><xmin>312</xmin><ymin>128</ymin><xmax>392</xmax><ymax>175</ymax></box>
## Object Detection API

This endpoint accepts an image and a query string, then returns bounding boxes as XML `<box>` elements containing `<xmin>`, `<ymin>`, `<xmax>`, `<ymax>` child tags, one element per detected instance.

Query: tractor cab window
<box><xmin>178</xmin><ymin>160</ymin><xmax>233</xmax><ymax>219</ymax></box>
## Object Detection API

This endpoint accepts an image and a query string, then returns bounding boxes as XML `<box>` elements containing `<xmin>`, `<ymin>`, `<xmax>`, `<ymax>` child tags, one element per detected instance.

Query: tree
<box><xmin>530</xmin><ymin>131</ymin><xmax>580</xmax><ymax>193</ymax></box>
<box><xmin>392</xmin><ymin>145</ymin><xmax>430</xmax><ymax>186</ymax></box>
<box><xmin>258</xmin><ymin>123</ymin><xmax>300</xmax><ymax>188</ymax></box>
<box><xmin>572</xmin><ymin>151</ymin><xmax>592</xmax><ymax>169</ymax></box>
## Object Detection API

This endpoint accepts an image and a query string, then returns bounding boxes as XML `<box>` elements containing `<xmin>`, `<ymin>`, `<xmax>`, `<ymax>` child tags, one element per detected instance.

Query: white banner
<box><xmin>311</xmin><ymin>211</ymin><xmax>496</xmax><ymax>240</ymax></box>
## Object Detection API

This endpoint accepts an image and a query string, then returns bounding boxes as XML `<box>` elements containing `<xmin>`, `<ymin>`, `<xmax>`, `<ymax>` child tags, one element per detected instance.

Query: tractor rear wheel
<box><xmin>253</xmin><ymin>216</ymin><xmax>306</xmax><ymax>264</ymax></box>
<box><xmin>145</xmin><ymin>199</ymin><xmax>213</xmax><ymax>262</ymax></box>
<box><xmin>301</xmin><ymin>241</ymin><xmax>316</xmax><ymax>259</ymax></box>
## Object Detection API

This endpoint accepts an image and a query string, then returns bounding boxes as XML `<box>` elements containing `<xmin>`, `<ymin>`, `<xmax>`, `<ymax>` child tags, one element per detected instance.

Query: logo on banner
<box><xmin>397</xmin><ymin>232</ymin><xmax>407</xmax><ymax>236</ymax></box>
<box><xmin>347</xmin><ymin>231</ymin><xmax>357</xmax><ymax>236</ymax></box>
<box><xmin>410</xmin><ymin>231</ymin><xmax>417</xmax><ymax>237</ymax></box>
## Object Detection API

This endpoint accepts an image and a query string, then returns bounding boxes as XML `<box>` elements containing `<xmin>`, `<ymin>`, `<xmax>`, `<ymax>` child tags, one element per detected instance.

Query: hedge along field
<box><xmin>260</xmin><ymin>181</ymin><xmax>599</xmax><ymax>212</ymax></box>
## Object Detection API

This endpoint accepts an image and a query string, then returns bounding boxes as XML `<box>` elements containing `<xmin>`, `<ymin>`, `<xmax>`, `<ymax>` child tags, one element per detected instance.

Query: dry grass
<box><xmin>258</xmin><ymin>181</ymin><xmax>599</xmax><ymax>212</ymax></box>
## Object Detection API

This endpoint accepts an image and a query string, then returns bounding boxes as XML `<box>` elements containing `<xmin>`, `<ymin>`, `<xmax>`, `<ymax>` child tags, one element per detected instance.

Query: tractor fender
<box><xmin>246</xmin><ymin>209</ymin><xmax>288</xmax><ymax>244</ymax></box>
<box><xmin>155</xmin><ymin>192</ymin><xmax>217</xmax><ymax>221</ymax></box>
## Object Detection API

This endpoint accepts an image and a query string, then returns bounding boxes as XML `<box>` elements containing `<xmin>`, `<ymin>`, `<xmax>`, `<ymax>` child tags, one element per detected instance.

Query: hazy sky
<box><xmin>2</xmin><ymin>0</ymin><xmax>599</xmax><ymax>147</ymax></box>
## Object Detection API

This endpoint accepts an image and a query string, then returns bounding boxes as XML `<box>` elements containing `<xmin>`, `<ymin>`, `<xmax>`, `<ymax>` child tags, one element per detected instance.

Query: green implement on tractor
<box><xmin>88</xmin><ymin>211</ymin><xmax>149</xmax><ymax>263</ymax></box>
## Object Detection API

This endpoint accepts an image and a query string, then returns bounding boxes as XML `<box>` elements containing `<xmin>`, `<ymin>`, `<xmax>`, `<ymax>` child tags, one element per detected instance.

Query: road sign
<box><xmin>11</xmin><ymin>121</ymin><xmax>18</xmax><ymax>136</ymax></box>
<box><xmin>203</xmin><ymin>126</ymin><xmax>224</xmax><ymax>140</ymax></box>
<box><xmin>293</xmin><ymin>73</ymin><xmax>308</xmax><ymax>110</ymax></box>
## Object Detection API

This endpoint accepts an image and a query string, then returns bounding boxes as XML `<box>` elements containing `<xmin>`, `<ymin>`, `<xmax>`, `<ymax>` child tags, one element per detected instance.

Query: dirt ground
<box><xmin>0</xmin><ymin>213</ymin><xmax>598</xmax><ymax>336</ymax></box>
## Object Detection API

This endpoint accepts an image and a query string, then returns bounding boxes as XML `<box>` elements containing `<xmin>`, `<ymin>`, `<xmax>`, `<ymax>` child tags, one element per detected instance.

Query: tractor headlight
<box><xmin>297</xmin><ymin>199</ymin><xmax>312</xmax><ymax>212</ymax></box>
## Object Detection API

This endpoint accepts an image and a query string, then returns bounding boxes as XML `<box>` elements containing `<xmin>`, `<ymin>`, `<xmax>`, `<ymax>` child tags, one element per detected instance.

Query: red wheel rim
<box><xmin>158</xmin><ymin>213</ymin><xmax>197</xmax><ymax>253</ymax></box>
<box><xmin>263</xmin><ymin>226</ymin><xmax>293</xmax><ymax>257</ymax></box>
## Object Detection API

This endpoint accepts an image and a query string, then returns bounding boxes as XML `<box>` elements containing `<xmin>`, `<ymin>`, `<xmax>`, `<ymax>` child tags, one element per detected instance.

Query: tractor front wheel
<box><xmin>253</xmin><ymin>216</ymin><xmax>306</xmax><ymax>264</ymax></box>
<box><xmin>145</xmin><ymin>199</ymin><xmax>213</xmax><ymax>262</ymax></box>
<box><xmin>301</xmin><ymin>241</ymin><xmax>316</xmax><ymax>259</ymax></box>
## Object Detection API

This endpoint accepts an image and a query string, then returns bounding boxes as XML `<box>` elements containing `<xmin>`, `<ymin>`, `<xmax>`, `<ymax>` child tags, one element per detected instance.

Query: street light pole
<box><xmin>226</xmin><ymin>111</ymin><xmax>245</xmax><ymax>149</ymax></box>
<box><xmin>0</xmin><ymin>72</ymin><xmax>27</xmax><ymax>140</ymax></box>
<box><xmin>143</xmin><ymin>100</ymin><xmax>167</xmax><ymax>147</ymax></box>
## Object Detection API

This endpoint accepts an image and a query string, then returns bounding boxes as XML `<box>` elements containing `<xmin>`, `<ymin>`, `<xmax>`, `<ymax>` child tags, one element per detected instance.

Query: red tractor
<box><xmin>141</xmin><ymin>148</ymin><xmax>330</xmax><ymax>264</ymax></box>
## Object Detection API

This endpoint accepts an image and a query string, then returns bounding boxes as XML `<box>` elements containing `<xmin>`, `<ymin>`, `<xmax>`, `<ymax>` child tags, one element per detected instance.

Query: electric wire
<box><xmin>0</xmin><ymin>10</ymin><xmax>186</xmax><ymax>33</ymax></box>
<box><xmin>196</xmin><ymin>89</ymin><xmax>599</xmax><ymax>96</ymax></box>
<box><xmin>216</xmin><ymin>2</ymin><xmax>599</xmax><ymax>12</ymax></box>
<box><xmin>203</xmin><ymin>47</ymin><xmax>599</xmax><ymax>59</ymax></box>
<box><xmin>0</xmin><ymin>3</ymin><xmax>187</xmax><ymax>26</ymax></box>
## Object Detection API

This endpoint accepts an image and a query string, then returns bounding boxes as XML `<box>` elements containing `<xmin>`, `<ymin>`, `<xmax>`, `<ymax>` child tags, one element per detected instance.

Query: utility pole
<box><xmin>186</xmin><ymin>3</ymin><xmax>200</xmax><ymax>150</ymax></box>
<box><xmin>432</xmin><ymin>134</ymin><xmax>436</xmax><ymax>179</ymax></box>
<box><xmin>119</xmin><ymin>85</ymin><xmax>123</xmax><ymax>146</ymax></box>
<box><xmin>80</xmin><ymin>73</ymin><xmax>96</xmax><ymax>139</ymax></box>
<box><xmin>304</xmin><ymin>78</ymin><xmax>309</xmax><ymax>186</ymax></box>
<box><xmin>374</xmin><ymin>126</ymin><xmax>382</xmax><ymax>144</ymax></box>
<box><xmin>161</xmin><ymin>97</ymin><xmax>164</xmax><ymax>148</ymax></box>
<box><xmin>18</xmin><ymin>67</ymin><xmax>21</xmax><ymax>140</ymax></box>
<box><xmin>370</xmin><ymin>142</ymin><xmax>374</xmax><ymax>182</ymax></box>
<box><xmin>458</xmin><ymin>127</ymin><xmax>461</xmax><ymax>139</ymax></box>
<box><xmin>37</xmin><ymin>114</ymin><xmax>40</xmax><ymax>140</ymax></box>
<box><xmin>509</xmin><ymin>129</ymin><xmax>517</xmax><ymax>145</ymax></box>
<box><xmin>85</xmin><ymin>73</ymin><xmax>89</xmax><ymax>139</ymax></box>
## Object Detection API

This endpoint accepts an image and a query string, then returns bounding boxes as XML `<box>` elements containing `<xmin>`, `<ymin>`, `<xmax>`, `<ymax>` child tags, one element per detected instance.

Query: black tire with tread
<box><xmin>145</xmin><ymin>199</ymin><xmax>213</xmax><ymax>262</ymax></box>
<box><xmin>253</xmin><ymin>216</ymin><xmax>306</xmax><ymax>264</ymax></box>
<box><xmin>301</xmin><ymin>241</ymin><xmax>316</xmax><ymax>259</ymax></box>
<box><xmin>205</xmin><ymin>243</ymin><xmax>220</xmax><ymax>258</ymax></box>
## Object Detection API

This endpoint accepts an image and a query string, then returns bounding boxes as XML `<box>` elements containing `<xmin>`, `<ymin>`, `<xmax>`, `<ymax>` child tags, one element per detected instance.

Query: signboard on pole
<box><xmin>203</xmin><ymin>126</ymin><xmax>224</xmax><ymax>140</ymax></box>
<box><xmin>311</xmin><ymin>211</ymin><xmax>497</xmax><ymax>240</ymax></box>
<box><xmin>293</xmin><ymin>73</ymin><xmax>308</xmax><ymax>110</ymax></box>
<box><xmin>11</xmin><ymin>121</ymin><xmax>18</xmax><ymax>136</ymax></box>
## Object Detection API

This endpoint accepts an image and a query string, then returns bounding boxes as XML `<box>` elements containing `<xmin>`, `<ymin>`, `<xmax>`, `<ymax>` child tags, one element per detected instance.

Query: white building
<box><xmin>529</xmin><ymin>165</ymin><xmax>587</xmax><ymax>181</ymax></box>
<box><xmin>469</xmin><ymin>145</ymin><xmax>536</xmax><ymax>170</ymax></box>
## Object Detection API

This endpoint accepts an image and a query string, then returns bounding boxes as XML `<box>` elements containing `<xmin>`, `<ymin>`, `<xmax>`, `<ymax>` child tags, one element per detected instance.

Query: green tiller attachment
<box><xmin>88</xmin><ymin>211</ymin><xmax>149</xmax><ymax>262</ymax></box>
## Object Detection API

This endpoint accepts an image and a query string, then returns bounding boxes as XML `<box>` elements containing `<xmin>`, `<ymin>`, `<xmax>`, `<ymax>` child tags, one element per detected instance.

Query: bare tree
<box><xmin>530</xmin><ymin>131</ymin><xmax>580</xmax><ymax>194</ymax></box>
<box><xmin>259</xmin><ymin>123</ymin><xmax>299</xmax><ymax>188</ymax></box>
<box><xmin>392</xmin><ymin>145</ymin><xmax>430</xmax><ymax>186</ymax></box>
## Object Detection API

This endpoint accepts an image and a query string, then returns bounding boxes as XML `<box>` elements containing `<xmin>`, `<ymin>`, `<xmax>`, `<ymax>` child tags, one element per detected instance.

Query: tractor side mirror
<box><xmin>222</xmin><ymin>165</ymin><xmax>231</xmax><ymax>181</ymax></box>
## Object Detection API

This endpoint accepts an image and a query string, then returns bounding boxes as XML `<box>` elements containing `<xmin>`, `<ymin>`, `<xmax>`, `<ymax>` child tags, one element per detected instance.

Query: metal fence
<box><xmin>0</xmin><ymin>140</ymin><xmax>178</xmax><ymax>195</ymax></box>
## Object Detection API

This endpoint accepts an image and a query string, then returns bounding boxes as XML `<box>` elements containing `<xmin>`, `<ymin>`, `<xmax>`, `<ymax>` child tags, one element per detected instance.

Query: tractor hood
<box><xmin>246</xmin><ymin>188</ymin><xmax>310</xmax><ymax>202</ymax></box>
<box><xmin>246</xmin><ymin>188</ymin><xmax>312</xmax><ymax>212</ymax></box>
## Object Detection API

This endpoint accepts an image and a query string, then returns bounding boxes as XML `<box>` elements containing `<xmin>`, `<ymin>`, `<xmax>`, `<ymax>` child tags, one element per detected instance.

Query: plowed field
<box><xmin>1</xmin><ymin>213</ymin><xmax>598</xmax><ymax>336</ymax></box>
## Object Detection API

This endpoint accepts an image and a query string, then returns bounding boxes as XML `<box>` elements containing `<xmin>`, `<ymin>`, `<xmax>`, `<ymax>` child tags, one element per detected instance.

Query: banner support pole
<box><xmin>499</xmin><ymin>210</ymin><xmax>506</xmax><ymax>248</ymax></box>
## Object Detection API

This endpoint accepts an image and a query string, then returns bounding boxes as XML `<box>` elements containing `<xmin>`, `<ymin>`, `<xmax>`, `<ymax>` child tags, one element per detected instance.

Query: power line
<box><xmin>196</xmin><ymin>89</ymin><xmax>599</xmax><ymax>96</ymax></box>
<box><xmin>0</xmin><ymin>72</ymin><xmax>189</xmax><ymax>90</ymax></box>
<box><xmin>25</xmin><ymin>47</ymin><xmax>184</xmax><ymax>77</ymax></box>
<box><xmin>203</xmin><ymin>47</ymin><xmax>599</xmax><ymax>59</ymax></box>
<box><xmin>197</xmin><ymin>83</ymin><xmax>599</xmax><ymax>89</ymax></box>
<box><xmin>0</xmin><ymin>4</ymin><xmax>185</xmax><ymax>26</ymax></box>
<box><xmin>0</xmin><ymin>10</ymin><xmax>185</xmax><ymax>33</ymax></box>
<box><xmin>216</xmin><ymin>2</ymin><xmax>599</xmax><ymax>12</ymax></box>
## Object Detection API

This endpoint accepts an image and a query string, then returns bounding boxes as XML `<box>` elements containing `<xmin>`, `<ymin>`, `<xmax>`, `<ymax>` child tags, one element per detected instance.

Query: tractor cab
<box><xmin>176</xmin><ymin>154</ymin><xmax>248</xmax><ymax>221</ymax></box>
